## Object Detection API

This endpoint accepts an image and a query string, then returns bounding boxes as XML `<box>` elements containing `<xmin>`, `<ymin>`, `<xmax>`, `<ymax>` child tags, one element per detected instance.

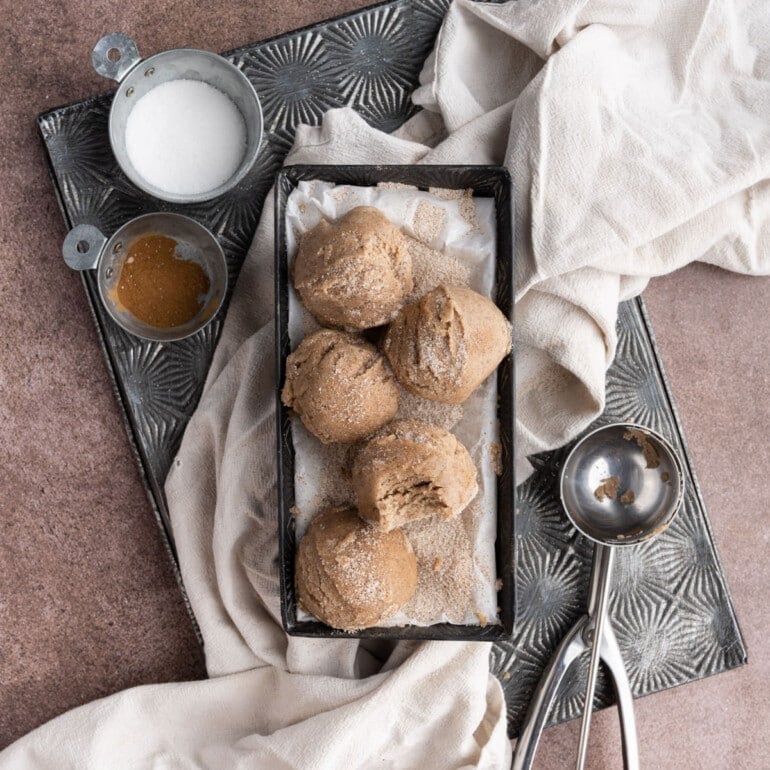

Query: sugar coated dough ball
<box><xmin>281</xmin><ymin>329</ymin><xmax>398</xmax><ymax>444</ymax></box>
<box><xmin>296</xmin><ymin>506</ymin><xmax>418</xmax><ymax>630</ymax></box>
<box><xmin>293</xmin><ymin>206</ymin><xmax>413</xmax><ymax>329</ymax></box>
<box><xmin>383</xmin><ymin>284</ymin><xmax>512</xmax><ymax>404</ymax></box>
<box><xmin>352</xmin><ymin>419</ymin><xmax>479</xmax><ymax>532</ymax></box>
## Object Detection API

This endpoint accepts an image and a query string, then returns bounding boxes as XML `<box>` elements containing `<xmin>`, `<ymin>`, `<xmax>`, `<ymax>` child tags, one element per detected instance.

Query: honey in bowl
<box><xmin>116</xmin><ymin>234</ymin><xmax>211</xmax><ymax>328</ymax></box>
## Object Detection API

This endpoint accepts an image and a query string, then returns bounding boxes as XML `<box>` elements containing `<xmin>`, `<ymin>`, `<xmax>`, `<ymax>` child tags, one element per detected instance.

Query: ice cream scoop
<box><xmin>514</xmin><ymin>422</ymin><xmax>684</xmax><ymax>770</ymax></box>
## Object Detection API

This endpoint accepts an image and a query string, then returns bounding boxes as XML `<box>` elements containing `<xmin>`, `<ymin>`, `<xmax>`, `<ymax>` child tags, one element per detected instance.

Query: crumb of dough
<box><xmin>616</xmin><ymin>529</ymin><xmax>644</xmax><ymax>541</ymax></box>
<box><xmin>476</xmin><ymin>611</ymin><xmax>488</xmax><ymax>627</ymax></box>
<box><xmin>623</xmin><ymin>428</ymin><xmax>661</xmax><ymax>469</ymax></box>
<box><xmin>594</xmin><ymin>476</ymin><xmax>620</xmax><ymax>502</ymax></box>
<box><xmin>620</xmin><ymin>489</ymin><xmax>635</xmax><ymax>505</ymax></box>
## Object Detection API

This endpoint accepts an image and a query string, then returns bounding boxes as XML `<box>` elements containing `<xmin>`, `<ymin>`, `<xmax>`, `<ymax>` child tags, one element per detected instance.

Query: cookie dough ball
<box><xmin>282</xmin><ymin>329</ymin><xmax>398</xmax><ymax>444</ymax></box>
<box><xmin>353</xmin><ymin>419</ymin><xmax>478</xmax><ymax>532</ymax></box>
<box><xmin>293</xmin><ymin>206</ymin><xmax>413</xmax><ymax>329</ymax></box>
<box><xmin>383</xmin><ymin>284</ymin><xmax>511</xmax><ymax>404</ymax></box>
<box><xmin>296</xmin><ymin>507</ymin><xmax>418</xmax><ymax>630</ymax></box>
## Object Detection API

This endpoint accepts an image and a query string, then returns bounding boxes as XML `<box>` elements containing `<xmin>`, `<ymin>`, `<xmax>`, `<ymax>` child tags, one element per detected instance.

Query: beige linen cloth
<box><xmin>5</xmin><ymin>1</ymin><xmax>770</xmax><ymax>767</ymax></box>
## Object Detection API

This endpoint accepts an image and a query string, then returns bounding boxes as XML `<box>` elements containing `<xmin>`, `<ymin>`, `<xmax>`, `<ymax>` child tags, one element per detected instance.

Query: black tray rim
<box><xmin>274</xmin><ymin>163</ymin><xmax>516</xmax><ymax>641</ymax></box>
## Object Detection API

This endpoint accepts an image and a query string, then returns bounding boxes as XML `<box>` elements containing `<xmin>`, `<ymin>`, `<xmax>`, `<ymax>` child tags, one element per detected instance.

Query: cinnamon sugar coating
<box><xmin>383</xmin><ymin>284</ymin><xmax>511</xmax><ymax>404</ymax></box>
<box><xmin>296</xmin><ymin>507</ymin><xmax>417</xmax><ymax>630</ymax></box>
<box><xmin>293</xmin><ymin>206</ymin><xmax>413</xmax><ymax>329</ymax></box>
<box><xmin>281</xmin><ymin>329</ymin><xmax>398</xmax><ymax>444</ymax></box>
<box><xmin>352</xmin><ymin>419</ymin><xmax>478</xmax><ymax>532</ymax></box>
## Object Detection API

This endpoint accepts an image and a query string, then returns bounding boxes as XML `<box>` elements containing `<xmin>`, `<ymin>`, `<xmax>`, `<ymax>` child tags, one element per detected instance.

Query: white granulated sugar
<box><xmin>125</xmin><ymin>79</ymin><xmax>246</xmax><ymax>196</ymax></box>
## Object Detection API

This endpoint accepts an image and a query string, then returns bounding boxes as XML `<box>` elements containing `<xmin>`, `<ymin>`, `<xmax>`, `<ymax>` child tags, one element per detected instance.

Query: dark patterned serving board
<box><xmin>38</xmin><ymin>0</ymin><xmax>746</xmax><ymax>737</ymax></box>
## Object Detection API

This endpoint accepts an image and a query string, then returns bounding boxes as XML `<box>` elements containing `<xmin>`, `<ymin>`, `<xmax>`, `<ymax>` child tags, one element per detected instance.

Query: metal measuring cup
<box><xmin>62</xmin><ymin>212</ymin><xmax>228</xmax><ymax>342</ymax></box>
<box><xmin>91</xmin><ymin>33</ymin><xmax>263</xmax><ymax>203</ymax></box>
<box><xmin>513</xmin><ymin>422</ymin><xmax>685</xmax><ymax>770</ymax></box>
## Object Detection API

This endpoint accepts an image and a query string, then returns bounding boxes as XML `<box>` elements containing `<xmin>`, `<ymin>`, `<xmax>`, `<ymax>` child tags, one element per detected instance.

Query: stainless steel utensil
<box><xmin>91</xmin><ymin>33</ymin><xmax>263</xmax><ymax>204</ymax></box>
<box><xmin>513</xmin><ymin>422</ymin><xmax>685</xmax><ymax>770</ymax></box>
<box><xmin>62</xmin><ymin>212</ymin><xmax>228</xmax><ymax>342</ymax></box>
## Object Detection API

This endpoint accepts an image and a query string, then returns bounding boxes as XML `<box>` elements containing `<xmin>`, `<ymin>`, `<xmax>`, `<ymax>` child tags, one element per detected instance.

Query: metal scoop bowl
<box><xmin>561</xmin><ymin>422</ymin><xmax>684</xmax><ymax>548</ymax></box>
<box><xmin>513</xmin><ymin>422</ymin><xmax>684</xmax><ymax>770</ymax></box>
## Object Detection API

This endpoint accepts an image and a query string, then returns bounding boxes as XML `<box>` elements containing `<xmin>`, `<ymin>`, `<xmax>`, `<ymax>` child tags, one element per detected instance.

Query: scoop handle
<box><xmin>512</xmin><ymin>618</ymin><xmax>587</xmax><ymax>770</ymax></box>
<box><xmin>601</xmin><ymin>619</ymin><xmax>639</xmax><ymax>770</ymax></box>
<box><xmin>576</xmin><ymin>543</ymin><xmax>614</xmax><ymax>770</ymax></box>
<box><xmin>92</xmin><ymin>33</ymin><xmax>141</xmax><ymax>82</ymax></box>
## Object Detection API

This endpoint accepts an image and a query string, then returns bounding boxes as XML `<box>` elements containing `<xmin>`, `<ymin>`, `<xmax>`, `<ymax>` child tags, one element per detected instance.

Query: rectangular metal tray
<box><xmin>37</xmin><ymin>0</ymin><xmax>746</xmax><ymax>736</ymax></box>
<box><xmin>274</xmin><ymin>163</ymin><xmax>515</xmax><ymax>640</ymax></box>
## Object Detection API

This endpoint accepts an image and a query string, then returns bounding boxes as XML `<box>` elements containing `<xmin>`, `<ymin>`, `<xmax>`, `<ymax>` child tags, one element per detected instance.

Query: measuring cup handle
<box><xmin>92</xmin><ymin>33</ymin><xmax>140</xmax><ymax>82</ymax></box>
<box><xmin>62</xmin><ymin>225</ymin><xmax>106</xmax><ymax>271</ymax></box>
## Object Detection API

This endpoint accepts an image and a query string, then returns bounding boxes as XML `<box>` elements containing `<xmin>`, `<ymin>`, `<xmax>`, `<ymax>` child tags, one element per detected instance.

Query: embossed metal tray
<box><xmin>275</xmin><ymin>164</ymin><xmax>515</xmax><ymax>640</ymax></box>
<box><xmin>37</xmin><ymin>0</ymin><xmax>746</xmax><ymax>737</ymax></box>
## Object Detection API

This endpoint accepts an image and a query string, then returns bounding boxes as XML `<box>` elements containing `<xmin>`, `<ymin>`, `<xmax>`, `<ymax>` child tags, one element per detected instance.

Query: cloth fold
<box><xmin>5</xmin><ymin>1</ymin><xmax>770</xmax><ymax>767</ymax></box>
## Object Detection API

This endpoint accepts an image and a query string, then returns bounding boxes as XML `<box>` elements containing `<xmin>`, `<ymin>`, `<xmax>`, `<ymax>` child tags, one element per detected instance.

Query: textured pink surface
<box><xmin>1</xmin><ymin>0</ymin><xmax>768</xmax><ymax>766</ymax></box>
